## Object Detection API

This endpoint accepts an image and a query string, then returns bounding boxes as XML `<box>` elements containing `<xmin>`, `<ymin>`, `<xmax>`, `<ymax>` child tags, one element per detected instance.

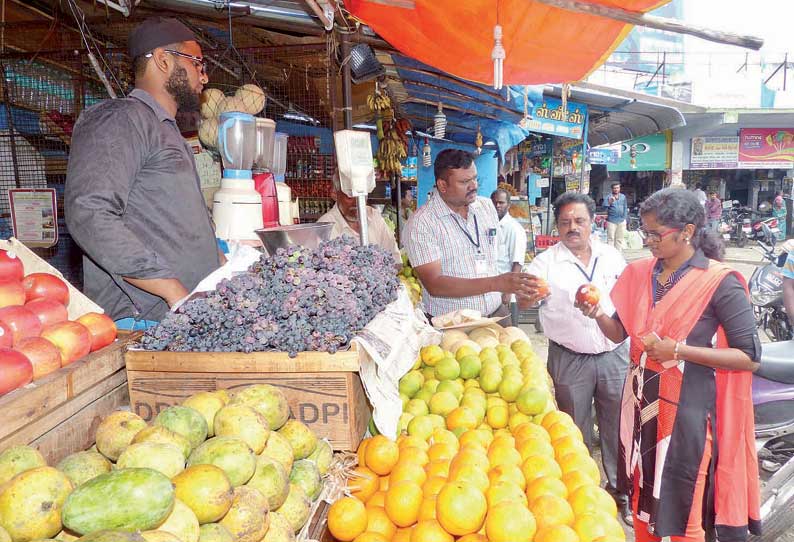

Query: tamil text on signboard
<box><xmin>690</xmin><ymin>136</ymin><xmax>739</xmax><ymax>169</ymax></box>
<box><xmin>523</xmin><ymin>97</ymin><xmax>587</xmax><ymax>140</ymax></box>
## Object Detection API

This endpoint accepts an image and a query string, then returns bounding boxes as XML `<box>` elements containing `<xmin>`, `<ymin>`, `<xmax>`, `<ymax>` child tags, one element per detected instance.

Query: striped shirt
<box><xmin>404</xmin><ymin>189</ymin><xmax>501</xmax><ymax>316</ymax></box>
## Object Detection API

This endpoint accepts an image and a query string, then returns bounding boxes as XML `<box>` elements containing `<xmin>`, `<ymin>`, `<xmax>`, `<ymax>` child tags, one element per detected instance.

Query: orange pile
<box><xmin>327</xmin><ymin>412</ymin><xmax>626</xmax><ymax>542</ymax></box>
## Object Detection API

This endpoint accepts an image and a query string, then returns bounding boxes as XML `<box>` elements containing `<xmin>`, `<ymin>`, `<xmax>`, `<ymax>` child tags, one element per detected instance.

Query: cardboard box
<box><xmin>125</xmin><ymin>347</ymin><xmax>370</xmax><ymax>451</ymax></box>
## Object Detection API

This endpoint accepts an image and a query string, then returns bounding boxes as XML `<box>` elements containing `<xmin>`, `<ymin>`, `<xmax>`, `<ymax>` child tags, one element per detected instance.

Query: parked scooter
<box><xmin>749</xmin><ymin>224</ymin><xmax>791</xmax><ymax>342</ymax></box>
<box><xmin>752</xmin><ymin>339</ymin><xmax>794</xmax><ymax>541</ymax></box>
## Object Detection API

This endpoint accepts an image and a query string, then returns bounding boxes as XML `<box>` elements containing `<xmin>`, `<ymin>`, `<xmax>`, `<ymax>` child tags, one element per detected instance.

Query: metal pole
<box><xmin>339</xmin><ymin>29</ymin><xmax>353</xmax><ymax>130</ymax></box>
<box><xmin>546</xmin><ymin>136</ymin><xmax>555</xmax><ymax>235</ymax></box>
<box><xmin>356</xmin><ymin>194</ymin><xmax>369</xmax><ymax>246</ymax></box>
<box><xmin>395</xmin><ymin>174</ymin><xmax>403</xmax><ymax>245</ymax></box>
<box><xmin>579</xmin><ymin>110</ymin><xmax>589</xmax><ymax>193</ymax></box>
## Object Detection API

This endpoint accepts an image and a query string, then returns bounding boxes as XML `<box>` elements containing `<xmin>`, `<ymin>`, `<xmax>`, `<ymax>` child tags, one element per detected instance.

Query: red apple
<box><xmin>22</xmin><ymin>273</ymin><xmax>70</xmax><ymax>305</ymax></box>
<box><xmin>575</xmin><ymin>283</ymin><xmax>601</xmax><ymax>306</ymax></box>
<box><xmin>0</xmin><ymin>320</ymin><xmax>11</xmax><ymax>348</ymax></box>
<box><xmin>25</xmin><ymin>298</ymin><xmax>68</xmax><ymax>327</ymax></box>
<box><xmin>15</xmin><ymin>337</ymin><xmax>62</xmax><ymax>379</ymax></box>
<box><xmin>0</xmin><ymin>348</ymin><xmax>33</xmax><ymax>395</ymax></box>
<box><xmin>76</xmin><ymin>312</ymin><xmax>117</xmax><ymax>352</ymax></box>
<box><xmin>0</xmin><ymin>250</ymin><xmax>24</xmax><ymax>282</ymax></box>
<box><xmin>0</xmin><ymin>280</ymin><xmax>25</xmax><ymax>309</ymax></box>
<box><xmin>40</xmin><ymin>321</ymin><xmax>91</xmax><ymax>366</ymax></box>
<box><xmin>0</xmin><ymin>306</ymin><xmax>42</xmax><ymax>345</ymax></box>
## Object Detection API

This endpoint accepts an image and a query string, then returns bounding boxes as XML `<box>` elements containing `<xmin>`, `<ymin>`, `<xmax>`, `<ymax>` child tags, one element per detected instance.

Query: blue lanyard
<box><xmin>452</xmin><ymin>213</ymin><xmax>481</xmax><ymax>250</ymax></box>
<box><xmin>574</xmin><ymin>257</ymin><xmax>599</xmax><ymax>283</ymax></box>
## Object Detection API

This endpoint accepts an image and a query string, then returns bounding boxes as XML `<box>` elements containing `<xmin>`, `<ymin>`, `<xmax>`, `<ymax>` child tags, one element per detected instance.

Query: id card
<box><xmin>474</xmin><ymin>254</ymin><xmax>489</xmax><ymax>277</ymax></box>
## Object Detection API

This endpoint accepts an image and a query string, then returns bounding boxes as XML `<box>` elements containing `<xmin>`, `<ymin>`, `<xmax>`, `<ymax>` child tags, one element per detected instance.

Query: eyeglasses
<box><xmin>639</xmin><ymin>228</ymin><xmax>680</xmax><ymax>243</ymax></box>
<box><xmin>146</xmin><ymin>49</ymin><xmax>207</xmax><ymax>76</ymax></box>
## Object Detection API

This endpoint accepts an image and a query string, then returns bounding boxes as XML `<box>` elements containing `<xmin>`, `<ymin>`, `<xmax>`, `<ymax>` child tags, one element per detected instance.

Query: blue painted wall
<box><xmin>417</xmin><ymin>140</ymin><xmax>498</xmax><ymax>207</ymax></box>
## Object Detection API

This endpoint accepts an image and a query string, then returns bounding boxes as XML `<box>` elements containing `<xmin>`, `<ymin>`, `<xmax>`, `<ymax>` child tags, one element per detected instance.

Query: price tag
<box><xmin>9</xmin><ymin>189</ymin><xmax>58</xmax><ymax>248</ymax></box>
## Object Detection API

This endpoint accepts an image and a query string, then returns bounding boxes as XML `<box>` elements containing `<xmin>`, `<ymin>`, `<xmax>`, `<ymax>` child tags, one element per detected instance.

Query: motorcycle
<box><xmin>748</xmin><ymin>224</ymin><xmax>791</xmax><ymax>342</ymax></box>
<box><xmin>752</xmin><ymin>338</ymin><xmax>794</xmax><ymax>541</ymax></box>
<box><xmin>749</xmin><ymin>216</ymin><xmax>782</xmax><ymax>245</ymax></box>
<box><xmin>719</xmin><ymin>201</ymin><xmax>752</xmax><ymax>248</ymax></box>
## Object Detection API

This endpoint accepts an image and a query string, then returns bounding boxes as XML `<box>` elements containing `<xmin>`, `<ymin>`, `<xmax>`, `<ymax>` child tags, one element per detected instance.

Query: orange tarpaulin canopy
<box><xmin>346</xmin><ymin>0</ymin><xmax>670</xmax><ymax>85</ymax></box>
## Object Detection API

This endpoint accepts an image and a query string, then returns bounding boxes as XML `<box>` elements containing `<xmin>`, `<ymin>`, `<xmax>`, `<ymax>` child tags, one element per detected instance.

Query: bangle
<box><xmin>673</xmin><ymin>341</ymin><xmax>680</xmax><ymax>361</ymax></box>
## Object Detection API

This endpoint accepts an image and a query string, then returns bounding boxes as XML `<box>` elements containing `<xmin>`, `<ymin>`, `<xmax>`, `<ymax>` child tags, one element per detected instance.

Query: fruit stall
<box><xmin>0</xmin><ymin>232</ymin><xmax>627</xmax><ymax>542</ymax></box>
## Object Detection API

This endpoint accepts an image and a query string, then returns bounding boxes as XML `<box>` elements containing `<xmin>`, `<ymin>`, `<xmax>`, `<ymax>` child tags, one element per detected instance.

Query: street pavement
<box><xmin>518</xmin><ymin>246</ymin><xmax>792</xmax><ymax>542</ymax></box>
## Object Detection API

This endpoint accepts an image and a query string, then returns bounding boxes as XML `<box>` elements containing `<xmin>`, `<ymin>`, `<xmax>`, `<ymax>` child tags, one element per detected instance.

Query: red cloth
<box><xmin>611</xmin><ymin>257</ymin><xmax>761</xmax><ymax>538</ymax></box>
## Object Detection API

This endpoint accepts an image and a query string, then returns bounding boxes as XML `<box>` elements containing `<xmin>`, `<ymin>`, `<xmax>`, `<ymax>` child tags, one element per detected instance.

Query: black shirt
<box><xmin>65</xmin><ymin>89</ymin><xmax>220</xmax><ymax>321</ymax></box>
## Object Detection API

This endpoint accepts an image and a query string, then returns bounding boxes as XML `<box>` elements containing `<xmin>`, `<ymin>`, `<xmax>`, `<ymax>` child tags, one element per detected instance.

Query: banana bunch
<box><xmin>376</xmin><ymin>128</ymin><xmax>407</xmax><ymax>175</ymax></box>
<box><xmin>367</xmin><ymin>91</ymin><xmax>392</xmax><ymax>111</ymax></box>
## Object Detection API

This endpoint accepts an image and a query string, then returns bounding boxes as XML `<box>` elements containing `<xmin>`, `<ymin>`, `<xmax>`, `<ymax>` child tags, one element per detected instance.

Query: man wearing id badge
<box><xmin>403</xmin><ymin>149</ymin><xmax>535</xmax><ymax>319</ymax></box>
<box><xmin>523</xmin><ymin>192</ymin><xmax>632</xmax><ymax>524</ymax></box>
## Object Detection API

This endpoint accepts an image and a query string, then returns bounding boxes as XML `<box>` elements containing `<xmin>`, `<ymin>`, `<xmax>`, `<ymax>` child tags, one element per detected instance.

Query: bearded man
<box><xmin>66</xmin><ymin>17</ymin><xmax>222</xmax><ymax>324</ymax></box>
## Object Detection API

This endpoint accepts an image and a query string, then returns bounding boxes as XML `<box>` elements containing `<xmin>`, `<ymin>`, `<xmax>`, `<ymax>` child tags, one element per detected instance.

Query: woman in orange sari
<box><xmin>577</xmin><ymin>187</ymin><xmax>762</xmax><ymax>542</ymax></box>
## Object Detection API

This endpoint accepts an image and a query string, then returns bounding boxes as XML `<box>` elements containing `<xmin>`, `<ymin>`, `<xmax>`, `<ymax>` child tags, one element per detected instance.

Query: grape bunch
<box><xmin>140</xmin><ymin>237</ymin><xmax>400</xmax><ymax>356</ymax></box>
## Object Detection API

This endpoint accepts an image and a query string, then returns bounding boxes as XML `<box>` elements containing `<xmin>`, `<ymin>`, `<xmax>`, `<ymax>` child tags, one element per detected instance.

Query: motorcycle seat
<box><xmin>756</xmin><ymin>341</ymin><xmax>794</xmax><ymax>384</ymax></box>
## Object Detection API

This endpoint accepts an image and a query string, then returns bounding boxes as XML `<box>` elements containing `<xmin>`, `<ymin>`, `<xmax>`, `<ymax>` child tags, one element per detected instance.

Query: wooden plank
<box><xmin>0</xmin><ymin>369</ymin><xmax>127</xmax><ymax>454</ymax></box>
<box><xmin>124</xmin><ymin>347</ymin><xmax>360</xmax><ymax>373</ymax></box>
<box><xmin>28</xmin><ymin>383</ymin><xmax>129</xmax><ymax>465</ymax></box>
<box><xmin>534</xmin><ymin>0</ymin><xmax>764</xmax><ymax>50</ymax></box>
<box><xmin>127</xmin><ymin>370</ymin><xmax>369</xmax><ymax>451</ymax></box>
<box><xmin>0</xmin><ymin>338</ymin><xmax>129</xmax><ymax>442</ymax></box>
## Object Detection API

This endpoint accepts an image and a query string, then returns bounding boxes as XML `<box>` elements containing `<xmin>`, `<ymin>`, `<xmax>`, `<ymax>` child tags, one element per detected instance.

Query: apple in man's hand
<box><xmin>575</xmin><ymin>284</ymin><xmax>600</xmax><ymax>306</ymax></box>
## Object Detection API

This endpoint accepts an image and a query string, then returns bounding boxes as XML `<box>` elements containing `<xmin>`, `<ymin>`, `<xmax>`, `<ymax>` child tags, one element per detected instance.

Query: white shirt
<box><xmin>694</xmin><ymin>189</ymin><xmax>707</xmax><ymax>206</ymax></box>
<box><xmin>404</xmin><ymin>189</ymin><xmax>501</xmax><ymax>316</ymax></box>
<box><xmin>526</xmin><ymin>237</ymin><xmax>627</xmax><ymax>354</ymax></box>
<box><xmin>495</xmin><ymin>213</ymin><xmax>527</xmax><ymax>274</ymax></box>
<box><xmin>318</xmin><ymin>204</ymin><xmax>401</xmax><ymax>264</ymax></box>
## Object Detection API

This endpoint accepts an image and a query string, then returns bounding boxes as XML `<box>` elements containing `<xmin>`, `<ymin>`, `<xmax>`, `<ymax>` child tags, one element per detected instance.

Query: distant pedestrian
<box><xmin>604</xmin><ymin>183</ymin><xmax>628</xmax><ymax>251</ymax></box>
<box><xmin>705</xmin><ymin>192</ymin><xmax>722</xmax><ymax>233</ymax></box>
<box><xmin>772</xmin><ymin>194</ymin><xmax>787</xmax><ymax>239</ymax></box>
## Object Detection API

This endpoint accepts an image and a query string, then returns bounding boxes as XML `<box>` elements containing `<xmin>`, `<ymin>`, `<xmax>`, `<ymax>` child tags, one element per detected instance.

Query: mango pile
<box><xmin>397</xmin><ymin>255</ymin><xmax>421</xmax><ymax>307</ymax></box>
<box><xmin>0</xmin><ymin>384</ymin><xmax>331</xmax><ymax>542</ymax></box>
<box><xmin>326</xmin><ymin>324</ymin><xmax>624</xmax><ymax>542</ymax></box>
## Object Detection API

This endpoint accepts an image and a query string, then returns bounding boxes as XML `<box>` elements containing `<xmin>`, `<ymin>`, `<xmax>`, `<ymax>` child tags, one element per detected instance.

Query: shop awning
<box><xmin>545</xmin><ymin>83</ymin><xmax>693</xmax><ymax>146</ymax></box>
<box><xmin>346</xmin><ymin>0</ymin><xmax>671</xmax><ymax>86</ymax></box>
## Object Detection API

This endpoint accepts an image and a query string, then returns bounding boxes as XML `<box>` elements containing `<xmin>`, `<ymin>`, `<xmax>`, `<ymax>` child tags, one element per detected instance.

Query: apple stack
<box><xmin>0</xmin><ymin>249</ymin><xmax>118</xmax><ymax>396</ymax></box>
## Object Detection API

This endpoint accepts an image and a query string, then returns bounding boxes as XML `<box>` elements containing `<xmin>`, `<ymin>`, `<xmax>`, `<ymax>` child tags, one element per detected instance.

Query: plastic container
<box><xmin>272</xmin><ymin>132</ymin><xmax>288</xmax><ymax>181</ymax></box>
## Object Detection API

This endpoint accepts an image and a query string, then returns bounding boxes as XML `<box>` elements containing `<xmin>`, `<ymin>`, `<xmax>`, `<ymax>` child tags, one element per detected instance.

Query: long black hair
<box><xmin>639</xmin><ymin>187</ymin><xmax>725</xmax><ymax>261</ymax></box>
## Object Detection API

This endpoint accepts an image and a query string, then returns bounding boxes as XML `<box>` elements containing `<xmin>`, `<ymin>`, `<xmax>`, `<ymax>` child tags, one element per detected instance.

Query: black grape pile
<box><xmin>140</xmin><ymin>237</ymin><xmax>399</xmax><ymax>356</ymax></box>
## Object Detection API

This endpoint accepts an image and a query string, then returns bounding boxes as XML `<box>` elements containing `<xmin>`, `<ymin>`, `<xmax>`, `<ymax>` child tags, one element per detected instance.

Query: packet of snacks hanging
<box><xmin>354</xmin><ymin>286</ymin><xmax>441</xmax><ymax>439</ymax></box>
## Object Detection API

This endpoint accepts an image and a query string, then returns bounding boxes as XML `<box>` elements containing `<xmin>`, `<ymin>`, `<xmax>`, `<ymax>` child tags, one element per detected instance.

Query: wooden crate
<box><xmin>0</xmin><ymin>337</ymin><xmax>133</xmax><ymax>464</ymax></box>
<box><xmin>125</xmin><ymin>348</ymin><xmax>370</xmax><ymax>452</ymax></box>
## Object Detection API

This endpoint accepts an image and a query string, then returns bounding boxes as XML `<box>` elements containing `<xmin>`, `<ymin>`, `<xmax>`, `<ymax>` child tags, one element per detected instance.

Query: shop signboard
<box><xmin>524</xmin><ymin>97</ymin><xmax>587</xmax><ymax>140</ymax></box>
<box><xmin>738</xmin><ymin>128</ymin><xmax>794</xmax><ymax>169</ymax></box>
<box><xmin>690</xmin><ymin>136</ymin><xmax>739</xmax><ymax>169</ymax></box>
<box><xmin>608</xmin><ymin>133</ymin><xmax>669</xmax><ymax>172</ymax></box>
<box><xmin>588</xmin><ymin>148</ymin><xmax>618</xmax><ymax>165</ymax></box>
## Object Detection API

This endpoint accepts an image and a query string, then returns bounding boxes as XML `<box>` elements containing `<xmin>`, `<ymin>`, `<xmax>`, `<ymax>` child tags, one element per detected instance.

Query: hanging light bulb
<box><xmin>492</xmin><ymin>24</ymin><xmax>505</xmax><ymax>90</ymax></box>
<box><xmin>422</xmin><ymin>137</ymin><xmax>432</xmax><ymax>167</ymax></box>
<box><xmin>433</xmin><ymin>102</ymin><xmax>447</xmax><ymax>139</ymax></box>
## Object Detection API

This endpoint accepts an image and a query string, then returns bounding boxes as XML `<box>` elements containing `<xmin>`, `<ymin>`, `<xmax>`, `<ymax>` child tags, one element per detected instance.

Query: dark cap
<box><xmin>128</xmin><ymin>17</ymin><xmax>196</xmax><ymax>59</ymax></box>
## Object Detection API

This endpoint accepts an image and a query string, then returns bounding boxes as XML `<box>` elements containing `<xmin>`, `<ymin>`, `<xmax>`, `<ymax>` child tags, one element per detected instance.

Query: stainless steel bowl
<box><xmin>255</xmin><ymin>223</ymin><xmax>333</xmax><ymax>254</ymax></box>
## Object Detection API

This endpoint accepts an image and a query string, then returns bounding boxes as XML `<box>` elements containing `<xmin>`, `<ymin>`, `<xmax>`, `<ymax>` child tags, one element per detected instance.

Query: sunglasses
<box><xmin>146</xmin><ymin>49</ymin><xmax>207</xmax><ymax>76</ymax></box>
